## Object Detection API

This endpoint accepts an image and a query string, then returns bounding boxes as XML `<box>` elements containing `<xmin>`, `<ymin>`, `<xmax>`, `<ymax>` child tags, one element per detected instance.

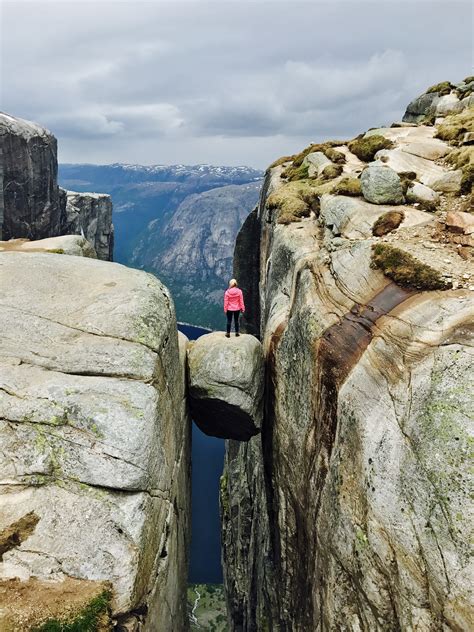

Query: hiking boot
<box><xmin>236</xmin><ymin>333</ymin><xmax>240</xmax><ymax>337</ymax></box>
<box><xmin>225</xmin><ymin>333</ymin><xmax>230</xmax><ymax>338</ymax></box>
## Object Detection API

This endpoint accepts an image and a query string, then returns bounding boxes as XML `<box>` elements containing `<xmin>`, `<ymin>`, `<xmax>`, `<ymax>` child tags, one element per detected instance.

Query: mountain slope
<box><xmin>59</xmin><ymin>163</ymin><xmax>263</xmax><ymax>328</ymax></box>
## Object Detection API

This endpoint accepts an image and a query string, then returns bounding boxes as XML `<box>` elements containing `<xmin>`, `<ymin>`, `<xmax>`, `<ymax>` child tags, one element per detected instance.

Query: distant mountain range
<box><xmin>59</xmin><ymin>163</ymin><xmax>263</xmax><ymax>328</ymax></box>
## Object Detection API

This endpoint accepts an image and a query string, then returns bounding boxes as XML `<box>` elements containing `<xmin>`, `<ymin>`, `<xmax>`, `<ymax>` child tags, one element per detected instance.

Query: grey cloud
<box><xmin>1</xmin><ymin>1</ymin><xmax>472</xmax><ymax>167</ymax></box>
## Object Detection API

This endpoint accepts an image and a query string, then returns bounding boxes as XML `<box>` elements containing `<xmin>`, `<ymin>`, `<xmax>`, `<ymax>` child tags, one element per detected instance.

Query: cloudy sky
<box><xmin>1</xmin><ymin>0</ymin><xmax>472</xmax><ymax>168</ymax></box>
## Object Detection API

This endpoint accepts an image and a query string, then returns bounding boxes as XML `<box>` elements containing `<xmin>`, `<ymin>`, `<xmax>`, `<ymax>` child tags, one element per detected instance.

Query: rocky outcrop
<box><xmin>62</xmin><ymin>190</ymin><xmax>114</xmax><ymax>261</ymax></box>
<box><xmin>0</xmin><ymin>234</ymin><xmax>97</xmax><ymax>257</ymax></box>
<box><xmin>222</xmin><ymin>90</ymin><xmax>474</xmax><ymax>630</ymax></box>
<box><xmin>187</xmin><ymin>332</ymin><xmax>264</xmax><ymax>440</ymax></box>
<box><xmin>403</xmin><ymin>78</ymin><xmax>474</xmax><ymax>123</ymax></box>
<box><xmin>0</xmin><ymin>251</ymin><xmax>191</xmax><ymax>631</ymax></box>
<box><xmin>0</xmin><ymin>112</ymin><xmax>113</xmax><ymax>260</ymax></box>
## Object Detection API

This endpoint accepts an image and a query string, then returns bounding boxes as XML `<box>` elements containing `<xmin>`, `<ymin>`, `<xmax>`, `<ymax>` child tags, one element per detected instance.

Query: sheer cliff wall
<box><xmin>223</xmin><ymin>81</ymin><xmax>474</xmax><ymax>631</ymax></box>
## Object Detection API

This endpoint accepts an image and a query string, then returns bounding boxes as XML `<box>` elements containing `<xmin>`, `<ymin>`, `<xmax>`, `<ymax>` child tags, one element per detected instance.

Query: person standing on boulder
<box><xmin>224</xmin><ymin>279</ymin><xmax>245</xmax><ymax>338</ymax></box>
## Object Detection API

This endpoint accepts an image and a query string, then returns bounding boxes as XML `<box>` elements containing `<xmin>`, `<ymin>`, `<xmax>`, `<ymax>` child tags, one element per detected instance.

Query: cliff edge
<box><xmin>223</xmin><ymin>80</ymin><xmax>474</xmax><ymax>631</ymax></box>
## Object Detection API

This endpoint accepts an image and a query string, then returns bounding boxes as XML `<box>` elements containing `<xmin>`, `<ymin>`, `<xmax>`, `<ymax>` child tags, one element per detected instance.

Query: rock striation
<box><xmin>187</xmin><ymin>332</ymin><xmax>264</xmax><ymax>440</ymax></box>
<box><xmin>0</xmin><ymin>251</ymin><xmax>191</xmax><ymax>631</ymax></box>
<box><xmin>223</xmin><ymin>85</ymin><xmax>474</xmax><ymax>630</ymax></box>
<box><xmin>0</xmin><ymin>112</ymin><xmax>113</xmax><ymax>260</ymax></box>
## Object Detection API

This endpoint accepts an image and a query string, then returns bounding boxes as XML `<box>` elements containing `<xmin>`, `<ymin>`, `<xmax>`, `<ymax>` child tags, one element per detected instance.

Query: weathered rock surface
<box><xmin>0</xmin><ymin>112</ymin><xmax>113</xmax><ymax>261</ymax></box>
<box><xmin>0</xmin><ymin>252</ymin><xmax>191</xmax><ymax>631</ymax></box>
<box><xmin>187</xmin><ymin>332</ymin><xmax>264</xmax><ymax>440</ymax></box>
<box><xmin>0</xmin><ymin>234</ymin><xmax>97</xmax><ymax>257</ymax></box>
<box><xmin>221</xmin><ymin>86</ymin><xmax>474</xmax><ymax>631</ymax></box>
<box><xmin>403</xmin><ymin>79</ymin><xmax>474</xmax><ymax>123</ymax></box>
<box><xmin>63</xmin><ymin>190</ymin><xmax>114</xmax><ymax>261</ymax></box>
<box><xmin>360</xmin><ymin>165</ymin><xmax>404</xmax><ymax>204</ymax></box>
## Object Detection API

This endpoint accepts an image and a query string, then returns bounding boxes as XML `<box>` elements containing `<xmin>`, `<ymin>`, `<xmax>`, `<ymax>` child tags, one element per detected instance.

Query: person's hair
<box><xmin>229</xmin><ymin>278</ymin><xmax>238</xmax><ymax>287</ymax></box>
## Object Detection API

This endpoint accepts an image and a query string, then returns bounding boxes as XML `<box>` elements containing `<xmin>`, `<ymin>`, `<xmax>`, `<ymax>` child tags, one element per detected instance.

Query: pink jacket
<box><xmin>224</xmin><ymin>287</ymin><xmax>245</xmax><ymax>312</ymax></box>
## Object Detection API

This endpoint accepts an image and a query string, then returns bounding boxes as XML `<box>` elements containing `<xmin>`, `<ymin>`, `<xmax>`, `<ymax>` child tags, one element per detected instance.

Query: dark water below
<box><xmin>178</xmin><ymin>323</ymin><xmax>225</xmax><ymax>584</ymax></box>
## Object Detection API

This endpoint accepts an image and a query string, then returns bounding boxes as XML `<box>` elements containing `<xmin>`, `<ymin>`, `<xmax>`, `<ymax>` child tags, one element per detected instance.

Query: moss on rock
<box><xmin>446</xmin><ymin>146</ymin><xmax>474</xmax><ymax>194</ymax></box>
<box><xmin>426</xmin><ymin>81</ymin><xmax>455</xmax><ymax>96</ymax></box>
<box><xmin>436</xmin><ymin>107</ymin><xmax>474</xmax><ymax>143</ymax></box>
<box><xmin>348</xmin><ymin>134</ymin><xmax>394</xmax><ymax>162</ymax></box>
<box><xmin>331</xmin><ymin>177</ymin><xmax>362</xmax><ymax>197</ymax></box>
<box><xmin>325</xmin><ymin>147</ymin><xmax>346</xmax><ymax>164</ymax></box>
<box><xmin>281</xmin><ymin>163</ymin><xmax>310</xmax><ymax>181</ymax></box>
<box><xmin>268</xmin><ymin>155</ymin><xmax>296</xmax><ymax>170</ymax></box>
<box><xmin>320</xmin><ymin>163</ymin><xmax>344</xmax><ymax>181</ymax></box>
<box><xmin>372</xmin><ymin>211</ymin><xmax>405</xmax><ymax>236</ymax></box>
<box><xmin>292</xmin><ymin>140</ymin><xmax>347</xmax><ymax>167</ymax></box>
<box><xmin>268</xmin><ymin>180</ymin><xmax>323</xmax><ymax>224</ymax></box>
<box><xmin>371</xmin><ymin>244</ymin><xmax>450</xmax><ymax>290</ymax></box>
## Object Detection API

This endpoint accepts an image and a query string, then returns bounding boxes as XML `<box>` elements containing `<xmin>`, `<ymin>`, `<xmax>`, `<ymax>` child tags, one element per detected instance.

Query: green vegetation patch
<box><xmin>436</xmin><ymin>107</ymin><xmax>474</xmax><ymax>143</ymax></box>
<box><xmin>446</xmin><ymin>145</ymin><xmax>474</xmax><ymax>194</ymax></box>
<box><xmin>426</xmin><ymin>81</ymin><xmax>454</xmax><ymax>96</ymax></box>
<box><xmin>281</xmin><ymin>163</ymin><xmax>309</xmax><ymax>181</ymax></box>
<box><xmin>33</xmin><ymin>590</ymin><xmax>112</xmax><ymax>632</ymax></box>
<box><xmin>292</xmin><ymin>140</ymin><xmax>348</xmax><ymax>167</ymax></box>
<box><xmin>348</xmin><ymin>134</ymin><xmax>394</xmax><ymax>162</ymax></box>
<box><xmin>188</xmin><ymin>584</ymin><xmax>227</xmax><ymax>632</ymax></box>
<box><xmin>324</xmin><ymin>147</ymin><xmax>346</xmax><ymax>163</ymax></box>
<box><xmin>46</xmin><ymin>249</ymin><xmax>65</xmax><ymax>254</ymax></box>
<box><xmin>268</xmin><ymin>154</ymin><xmax>296</xmax><ymax>170</ymax></box>
<box><xmin>371</xmin><ymin>244</ymin><xmax>450</xmax><ymax>290</ymax></box>
<box><xmin>320</xmin><ymin>163</ymin><xmax>343</xmax><ymax>181</ymax></box>
<box><xmin>372</xmin><ymin>211</ymin><xmax>405</xmax><ymax>236</ymax></box>
<box><xmin>268</xmin><ymin>180</ymin><xmax>322</xmax><ymax>224</ymax></box>
<box><xmin>331</xmin><ymin>176</ymin><xmax>362</xmax><ymax>197</ymax></box>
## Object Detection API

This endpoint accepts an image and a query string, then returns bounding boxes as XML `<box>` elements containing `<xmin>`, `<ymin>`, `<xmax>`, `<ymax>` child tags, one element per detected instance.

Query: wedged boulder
<box><xmin>360</xmin><ymin>165</ymin><xmax>404</xmax><ymax>204</ymax></box>
<box><xmin>0</xmin><ymin>234</ymin><xmax>96</xmax><ymax>257</ymax></box>
<box><xmin>187</xmin><ymin>332</ymin><xmax>264</xmax><ymax>440</ymax></box>
<box><xmin>0</xmin><ymin>252</ymin><xmax>190</xmax><ymax>630</ymax></box>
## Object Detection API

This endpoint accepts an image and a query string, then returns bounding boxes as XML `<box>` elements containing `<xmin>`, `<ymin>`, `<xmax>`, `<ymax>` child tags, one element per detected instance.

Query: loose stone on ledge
<box><xmin>187</xmin><ymin>332</ymin><xmax>264</xmax><ymax>441</ymax></box>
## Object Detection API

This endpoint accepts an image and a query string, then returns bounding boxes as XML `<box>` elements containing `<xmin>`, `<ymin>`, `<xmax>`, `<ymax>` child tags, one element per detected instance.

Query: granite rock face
<box><xmin>63</xmin><ymin>190</ymin><xmax>114</xmax><ymax>261</ymax></box>
<box><xmin>0</xmin><ymin>234</ymin><xmax>97</xmax><ymax>257</ymax></box>
<box><xmin>0</xmin><ymin>112</ymin><xmax>113</xmax><ymax>260</ymax></box>
<box><xmin>187</xmin><ymin>332</ymin><xmax>264</xmax><ymax>440</ymax></box>
<box><xmin>0</xmin><ymin>113</ymin><xmax>62</xmax><ymax>241</ymax></box>
<box><xmin>0</xmin><ymin>252</ymin><xmax>191</xmax><ymax>631</ymax></box>
<box><xmin>221</xmin><ymin>88</ymin><xmax>474</xmax><ymax>630</ymax></box>
<box><xmin>403</xmin><ymin>79</ymin><xmax>474</xmax><ymax>123</ymax></box>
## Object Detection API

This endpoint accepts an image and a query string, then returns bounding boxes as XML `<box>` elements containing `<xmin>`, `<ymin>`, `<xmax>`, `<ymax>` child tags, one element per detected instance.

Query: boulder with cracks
<box><xmin>0</xmin><ymin>251</ymin><xmax>191</xmax><ymax>631</ymax></box>
<box><xmin>187</xmin><ymin>332</ymin><xmax>264</xmax><ymax>441</ymax></box>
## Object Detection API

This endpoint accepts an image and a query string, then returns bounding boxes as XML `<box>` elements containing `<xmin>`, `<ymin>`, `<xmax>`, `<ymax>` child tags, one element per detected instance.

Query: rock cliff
<box><xmin>0</xmin><ymin>250</ymin><xmax>191</xmax><ymax>631</ymax></box>
<box><xmin>222</xmin><ymin>82</ymin><xmax>473</xmax><ymax>630</ymax></box>
<box><xmin>0</xmin><ymin>112</ymin><xmax>113</xmax><ymax>260</ymax></box>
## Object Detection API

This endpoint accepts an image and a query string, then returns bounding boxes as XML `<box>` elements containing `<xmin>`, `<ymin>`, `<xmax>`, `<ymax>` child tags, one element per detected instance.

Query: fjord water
<box><xmin>178</xmin><ymin>323</ymin><xmax>225</xmax><ymax>583</ymax></box>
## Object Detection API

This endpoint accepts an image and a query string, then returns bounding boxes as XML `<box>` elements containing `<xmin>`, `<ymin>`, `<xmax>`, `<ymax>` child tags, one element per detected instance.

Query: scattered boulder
<box><xmin>360</xmin><ymin>165</ymin><xmax>404</xmax><ymax>204</ymax></box>
<box><xmin>406</xmin><ymin>182</ymin><xmax>439</xmax><ymax>209</ymax></box>
<box><xmin>187</xmin><ymin>332</ymin><xmax>264</xmax><ymax>440</ymax></box>
<box><xmin>445</xmin><ymin>211</ymin><xmax>474</xmax><ymax>235</ymax></box>
<box><xmin>427</xmin><ymin>169</ymin><xmax>463</xmax><ymax>193</ymax></box>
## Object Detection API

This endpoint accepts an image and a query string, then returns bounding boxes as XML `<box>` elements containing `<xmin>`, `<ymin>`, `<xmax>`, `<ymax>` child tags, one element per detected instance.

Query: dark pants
<box><xmin>226</xmin><ymin>310</ymin><xmax>240</xmax><ymax>334</ymax></box>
